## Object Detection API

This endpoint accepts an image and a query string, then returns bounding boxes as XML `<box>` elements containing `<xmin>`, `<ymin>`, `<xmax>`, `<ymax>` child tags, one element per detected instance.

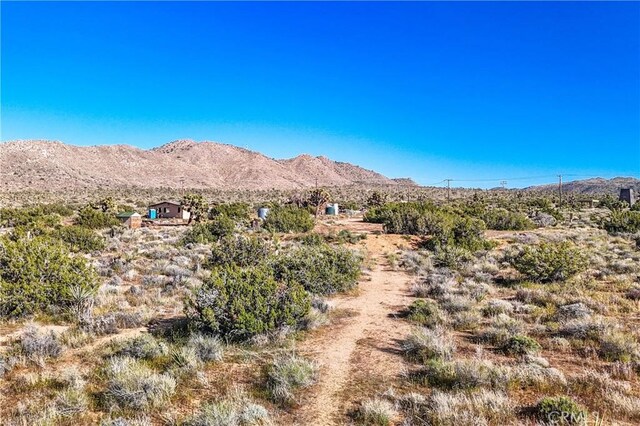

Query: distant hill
<box><xmin>0</xmin><ymin>139</ymin><xmax>400</xmax><ymax>192</ymax></box>
<box><xmin>525</xmin><ymin>177</ymin><xmax>640</xmax><ymax>195</ymax></box>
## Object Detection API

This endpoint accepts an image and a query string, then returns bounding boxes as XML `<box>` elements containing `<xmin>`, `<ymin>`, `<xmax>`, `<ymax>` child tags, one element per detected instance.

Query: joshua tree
<box><xmin>366</xmin><ymin>191</ymin><xmax>387</xmax><ymax>208</ymax></box>
<box><xmin>93</xmin><ymin>196</ymin><xmax>117</xmax><ymax>213</ymax></box>
<box><xmin>307</xmin><ymin>188</ymin><xmax>331</xmax><ymax>217</ymax></box>
<box><xmin>181</xmin><ymin>193</ymin><xmax>207</xmax><ymax>224</ymax></box>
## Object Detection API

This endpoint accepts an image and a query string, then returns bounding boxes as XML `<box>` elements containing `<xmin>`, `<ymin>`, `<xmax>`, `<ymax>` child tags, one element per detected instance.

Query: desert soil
<box><xmin>292</xmin><ymin>218</ymin><xmax>415</xmax><ymax>425</ymax></box>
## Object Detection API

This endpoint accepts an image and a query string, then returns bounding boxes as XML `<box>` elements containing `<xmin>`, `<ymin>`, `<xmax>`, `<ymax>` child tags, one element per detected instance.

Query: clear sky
<box><xmin>2</xmin><ymin>1</ymin><xmax>639</xmax><ymax>188</ymax></box>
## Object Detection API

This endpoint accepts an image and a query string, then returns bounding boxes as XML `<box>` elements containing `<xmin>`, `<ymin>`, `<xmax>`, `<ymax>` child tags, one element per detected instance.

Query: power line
<box><xmin>421</xmin><ymin>173</ymin><xmax>627</xmax><ymax>185</ymax></box>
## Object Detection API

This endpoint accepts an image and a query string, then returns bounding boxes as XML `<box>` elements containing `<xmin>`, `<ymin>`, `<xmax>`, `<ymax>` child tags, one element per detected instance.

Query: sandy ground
<box><xmin>292</xmin><ymin>218</ymin><xmax>415</xmax><ymax>425</ymax></box>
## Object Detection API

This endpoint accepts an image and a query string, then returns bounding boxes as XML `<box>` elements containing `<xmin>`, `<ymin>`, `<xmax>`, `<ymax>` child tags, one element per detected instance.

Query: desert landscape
<box><xmin>1</xmin><ymin>153</ymin><xmax>639</xmax><ymax>424</ymax></box>
<box><xmin>2</xmin><ymin>1</ymin><xmax>639</xmax><ymax>425</ymax></box>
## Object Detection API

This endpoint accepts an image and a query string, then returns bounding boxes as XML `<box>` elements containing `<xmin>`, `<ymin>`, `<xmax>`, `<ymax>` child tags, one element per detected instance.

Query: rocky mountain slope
<box><xmin>0</xmin><ymin>139</ymin><xmax>406</xmax><ymax>191</ymax></box>
<box><xmin>525</xmin><ymin>177</ymin><xmax>640</xmax><ymax>195</ymax></box>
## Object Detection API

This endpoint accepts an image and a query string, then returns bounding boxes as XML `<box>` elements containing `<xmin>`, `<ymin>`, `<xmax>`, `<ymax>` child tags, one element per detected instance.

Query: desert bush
<box><xmin>0</xmin><ymin>236</ymin><xmax>98</xmax><ymax>317</ymax></box>
<box><xmin>266</xmin><ymin>354</ymin><xmax>317</xmax><ymax>404</ymax></box>
<box><xmin>401</xmin><ymin>250</ymin><xmax>433</xmax><ymax>275</ymax></box>
<box><xmin>481</xmin><ymin>208</ymin><xmax>535</xmax><ymax>231</ymax></box>
<box><xmin>54</xmin><ymin>388</ymin><xmax>89</xmax><ymax>417</ymax></box>
<box><xmin>18</xmin><ymin>326</ymin><xmax>63</xmax><ymax>363</ymax></box>
<box><xmin>421</xmin><ymin>390</ymin><xmax>513</xmax><ymax>426</ymax></box>
<box><xmin>103</xmin><ymin>356</ymin><xmax>176</xmax><ymax>410</ymax></box>
<box><xmin>115</xmin><ymin>334</ymin><xmax>168</xmax><ymax>360</ymax></box>
<box><xmin>558</xmin><ymin>317</ymin><xmax>613</xmax><ymax>340</ymax></box>
<box><xmin>187</xmin><ymin>333</ymin><xmax>224</xmax><ymax>362</ymax></box>
<box><xmin>432</xmin><ymin>245</ymin><xmax>474</xmax><ymax>269</ymax></box>
<box><xmin>53</xmin><ymin>225</ymin><xmax>106</xmax><ymax>252</ymax></box>
<box><xmin>407</xmin><ymin>300</ymin><xmax>447</xmax><ymax>328</ymax></box>
<box><xmin>272</xmin><ymin>243</ymin><xmax>361</xmax><ymax>295</ymax></box>
<box><xmin>602</xmin><ymin>210</ymin><xmax>640</xmax><ymax>234</ymax></box>
<box><xmin>355</xmin><ymin>398</ymin><xmax>396</xmax><ymax>425</ymax></box>
<box><xmin>482</xmin><ymin>299</ymin><xmax>514</xmax><ymax>317</ymax></box>
<box><xmin>0</xmin><ymin>205</ymin><xmax>69</xmax><ymax>228</ymax></box>
<box><xmin>403</xmin><ymin>326</ymin><xmax>455</xmax><ymax>362</ymax></box>
<box><xmin>100</xmin><ymin>416</ymin><xmax>152</xmax><ymax>426</ymax></box>
<box><xmin>413</xmin><ymin>359</ymin><xmax>510</xmax><ymax>391</ymax></box>
<box><xmin>476</xmin><ymin>314</ymin><xmax>524</xmax><ymax>346</ymax></box>
<box><xmin>263</xmin><ymin>205</ymin><xmax>314</xmax><ymax>233</ymax></box>
<box><xmin>184</xmin><ymin>392</ymin><xmax>270</xmax><ymax>426</ymax></box>
<box><xmin>297</xmin><ymin>232</ymin><xmax>326</xmax><ymax>246</ymax></box>
<box><xmin>170</xmin><ymin>346</ymin><xmax>201</xmax><ymax>376</ymax></box>
<box><xmin>536</xmin><ymin>396</ymin><xmax>586</xmax><ymax>425</ymax></box>
<box><xmin>508</xmin><ymin>242</ymin><xmax>587</xmax><ymax>283</ymax></box>
<box><xmin>500</xmin><ymin>335</ymin><xmax>541</xmax><ymax>356</ymax></box>
<box><xmin>598</xmin><ymin>331</ymin><xmax>640</xmax><ymax>362</ymax></box>
<box><xmin>381</xmin><ymin>205</ymin><xmax>492</xmax><ymax>252</ymax></box>
<box><xmin>208</xmin><ymin>202</ymin><xmax>252</xmax><ymax>222</ymax></box>
<box><xmin>208</xmin><ymin>235</ymin><xmax>273</xmax><ymax>268</ymax></box>
<box><xmin>186</xmin><ymin>265</ymin><xmax>310</xmax><ymax>340</ymax></box>
<box><xmin>75</xmin><ymin>205</ymin><xmax>119</xmax><ymax>229</ymax></box>
<box><xmin>182</xmin><ymin>216</ymin><xmax>237</xmax><ymax>245</ymax></box>
<box><xmin>555</xmin><ymin>303</ymin><xmax>591</xmax><ymax>321</ymax></box>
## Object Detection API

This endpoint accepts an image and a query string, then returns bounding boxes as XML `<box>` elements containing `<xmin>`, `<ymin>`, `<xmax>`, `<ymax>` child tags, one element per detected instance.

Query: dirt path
<box><xmin>294</xmin><ymin>218</ymin><xmax>415</xmax><ymax>425</ymax></box>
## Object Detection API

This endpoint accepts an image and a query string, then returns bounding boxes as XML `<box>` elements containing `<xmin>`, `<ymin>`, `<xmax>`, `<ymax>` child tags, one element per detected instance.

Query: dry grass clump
<box><xmin>17</xmin><ymin>325</ymin><xmax>63</xmax><ymax>366</ymax></box>
<box><xmin>410</xmin><ymin>358</ymin><xmax>511</xmax><ymax>391</ymax></box>
<box><xmin>184</xmin><ymin>397</ymin><xmax>270</xmax><ymax>426</ymax></box>
<box><xmin>113</xmin><ymin>334</ymin><xmax>168</xmax><ymax>360</ymax></box>
<box><xmin>186</xmin><ymin>332</ymin><xmax>225</xmax><ymax>362</ymax></box>
<box><xmin>265</xmin><ymin>354</ymin><xmax>317</xmax><ymax>404</ymax></box>
<box><xmin>354</xmin><ymin>398</ymin><xmax>397</xmax><ymax>426</ymax></box>
<box><xmin>402</xmin><ymin>326</ymin><xmax>455</xmax><ymax>362</ymax></box>
<box><xmin>103</xmin><ymin>356</ymin><xmax>176</xmax><ymax>410</ymax></box>
<box><xmin>399</xmin><ymin>390</ymin><xmax>513</xmax><ymax>426</ymax></box>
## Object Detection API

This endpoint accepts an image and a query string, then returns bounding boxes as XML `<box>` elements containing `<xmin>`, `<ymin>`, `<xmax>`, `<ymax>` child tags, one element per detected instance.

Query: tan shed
<box><xmin>117</xmin><ymin>212</ymin><xmax>142</xmax><ymax>229</ymax></box>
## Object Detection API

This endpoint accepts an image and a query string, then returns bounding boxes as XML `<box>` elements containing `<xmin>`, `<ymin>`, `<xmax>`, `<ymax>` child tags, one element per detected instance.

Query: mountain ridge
<box><xmin>0</xmin><ymin>139</ymin><xmax>409</xmax><ymax>191</ymax></box>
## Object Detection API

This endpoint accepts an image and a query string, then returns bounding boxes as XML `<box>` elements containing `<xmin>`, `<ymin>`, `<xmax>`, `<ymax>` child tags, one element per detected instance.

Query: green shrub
<box><xmin>536</xmin><ymin>396</ymin><xmax>586</xmax><ymax>425</ymax></box>
<box><xmin>208</xmin><ymin>235</ymin><xmax>272</xmax><ymax>268</ymax></box>
<box><xmin>508</xmin><ymin>242</ymin><xmax>587</xmax><ymax>283</ymax></box>
<box><xmin>186</xmin><ymin>265</ymin><xmax>310</xmax><ymax>340</ymax></box>
<box><xmin>332</xmin><ymin>229</ymin><xmax>367</xmax><ymax>244</ymax></box>
<box><xmin>208</xmin><ymin>202</ymin><xmax>251</xmax><ymax>222</ymax></box>
<box><xmin>602</xmin><ymin>210</ymin><xmax>640</xmax><ymax>234</ymax></box>
<box><xmin>0</xmin><ymin>205</ymin><xmax>70</xmax><ymax>227</ymax></box>
<box><xmin>481</xmin><ymin>208</ymin><xmax>535</xmax><ymax>231</ymax></box>
<box><xmin>0</xmin><ymin>236</ymin><xmax>98</xmax><ymax>318</ymax></box>
<box><xmin>432</xmin><ymin>245</ymin><xmax>473</xmax><ymax>269</ymax></box>
<box><xmin>181</xmin><ymin>216</ymin><xmax>236</xmax><ymax>245</ymax></box>
<box><xmin>297</xmin><ymin>233</ymin><xmax>326</xmax><ymax>246</ymax></box>
<box><xmin>374</xmin><ymin>203</ymin><xmax>492</xmax><ymax>252</ymax></box>
<box><xmin>53</xmin><ymin>225</ymin><xmax>106</xmax><ymax>252</ymax></box>
<box><xmin>501</xmin><ymin>335</ymin><xmax>541</xmax><ymax>356</ymax></box>
<box><xmin>272</xmin><ymin>243</ymin><xmax>362</xmax><ymax>295</ymax></box>
<box><xmin>263</xmin><ymin>205</ymin><xmax>314</xmax><ymax>233</ymax></box>
<box><xmin>75</xmin><ymin>206</ymin><xmax>119</xmax><ymax>229</ymax></box>
<box><xmin>407</xmin><ymin>300</ymin><xmax>446</xmax><ymax>328</ymax></box>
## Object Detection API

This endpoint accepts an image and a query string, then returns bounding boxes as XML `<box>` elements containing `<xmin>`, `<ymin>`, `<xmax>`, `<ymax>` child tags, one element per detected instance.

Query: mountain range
<box><xmin>1</xmin><ymin>140</ymin><xmax>637</xmax><ymax>195</ymax></box>
<box><xmin>0</xmin><ymin>139</ymin><xmax>410</xmax><ymax>191</ymax></box>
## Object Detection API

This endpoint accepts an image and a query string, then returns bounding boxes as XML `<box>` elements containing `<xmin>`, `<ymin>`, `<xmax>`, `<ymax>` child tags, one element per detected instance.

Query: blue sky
<box><xmin>2</xmin><ymin>1</ymin><xmax>639</xmax><ymax>188</ymax></box>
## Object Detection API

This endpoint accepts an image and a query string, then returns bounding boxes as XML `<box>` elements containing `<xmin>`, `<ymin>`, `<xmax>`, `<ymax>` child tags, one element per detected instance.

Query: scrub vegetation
<box><xmin>1</xmin><ymin>191</ymin><xmax>639</xmax><ymax>425</ymax></box>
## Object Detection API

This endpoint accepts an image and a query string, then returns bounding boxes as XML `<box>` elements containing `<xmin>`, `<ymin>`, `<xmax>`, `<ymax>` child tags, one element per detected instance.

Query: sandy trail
<box><xmin>294</xmin><ymin>218</ymin><xmax>415</xmax><ymax>425</ymax></box>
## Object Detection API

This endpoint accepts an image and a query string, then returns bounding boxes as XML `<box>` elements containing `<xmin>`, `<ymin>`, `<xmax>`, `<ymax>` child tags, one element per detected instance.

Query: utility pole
<box><xmin>500</xmin><ymin>180</ymin><xmax>507</xmax><ymax>189</ymax></box>
<box><xmin>558</xmin><ymin>174</ymin><xmax>563</xmax><ymax>206</ymax></box>
<box><xmin>445</xmin><ymin>179</ymin><xmax>452</xmax><ymax>202</ymax></box>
